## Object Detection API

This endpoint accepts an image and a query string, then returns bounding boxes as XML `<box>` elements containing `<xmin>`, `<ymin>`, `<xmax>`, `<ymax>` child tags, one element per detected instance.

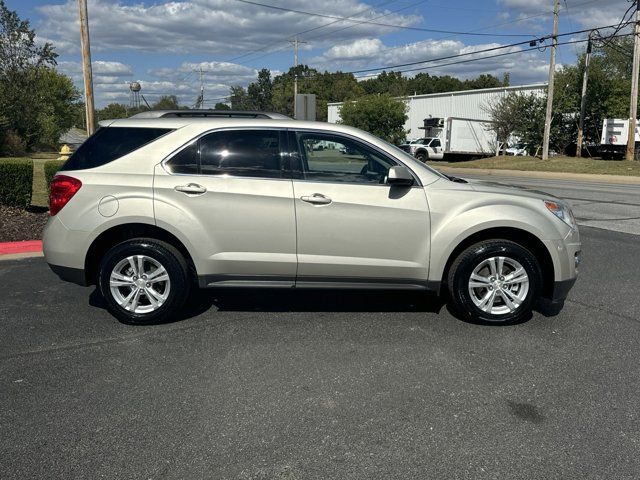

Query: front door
<box><xmin>429</xmin><ymin>138</ymin><xmax>444</xmax><ymax>160</ymax></box>
<box><xmin>289</xmin><ymin>130</ymin><xmax>431</xmax><ymax>287</ymax></box>
<box><xmin>154</xmin><ymin>128</ymin><xmax>297</xmax><ymax>287</ymax></box>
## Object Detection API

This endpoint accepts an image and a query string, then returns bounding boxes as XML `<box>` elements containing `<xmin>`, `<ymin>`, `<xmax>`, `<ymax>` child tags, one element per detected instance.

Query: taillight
<box><xmin>49</xmin><ymin>175</ymin><xmax>82</xmax><ymax>216</ymax></box>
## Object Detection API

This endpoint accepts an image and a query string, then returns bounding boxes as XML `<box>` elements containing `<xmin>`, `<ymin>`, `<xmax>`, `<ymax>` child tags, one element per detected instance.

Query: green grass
<box><xmin>427</xmin><ymin>155</ymin><xmax>640</xmax><ymax>177</ymax></box>
<box><xmin>0</xmin><ymin>157</ymin><xmax>61</xmax><ymax>207</ymax></box>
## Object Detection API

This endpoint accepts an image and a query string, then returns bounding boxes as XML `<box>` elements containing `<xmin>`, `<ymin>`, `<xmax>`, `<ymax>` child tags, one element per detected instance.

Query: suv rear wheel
<box><xmin>98</xmin><ymin>238</ymin><xmax>191</xmax><ymax>324</ymax></box>
<box><xmin>447</xmin><ymin>240</ymin><xmax>542</xmax><ymax>324</ymax></box>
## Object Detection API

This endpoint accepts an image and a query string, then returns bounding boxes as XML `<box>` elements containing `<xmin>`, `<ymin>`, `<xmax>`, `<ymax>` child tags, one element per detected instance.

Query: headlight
<box><xmin>544</xmin><ymin>200</ymin><xmax>576</xmax><ymax>229</ymax></box>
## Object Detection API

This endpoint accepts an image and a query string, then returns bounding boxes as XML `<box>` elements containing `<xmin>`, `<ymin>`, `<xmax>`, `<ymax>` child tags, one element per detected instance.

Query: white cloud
<box><xmin>311</xmin><ymin>37</ymin><xmax>549</xmax><ymax>85</ymax></box>
<box><xmin>37</xmin><ymin>0</ymin><xmax>421</xmax><ymax>55</ymax></box>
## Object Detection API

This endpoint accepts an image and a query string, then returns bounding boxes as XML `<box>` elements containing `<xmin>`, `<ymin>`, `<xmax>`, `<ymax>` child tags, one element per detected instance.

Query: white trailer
<box><xmin>400</xmin><ymin>117</ymin><xmax>497</xmax><ymax>161</ymax></box>
<box><xmin>600</xmin><ymin>118</ymin><xmax>640</xmax><ymax>159</ymax></box>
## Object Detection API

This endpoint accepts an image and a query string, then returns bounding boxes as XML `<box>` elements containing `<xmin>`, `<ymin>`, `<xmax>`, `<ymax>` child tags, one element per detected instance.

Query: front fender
<box><xmin>428</xmin><ymin>202</ymin><xmax>565</xmax><ymax>284</ymax></box>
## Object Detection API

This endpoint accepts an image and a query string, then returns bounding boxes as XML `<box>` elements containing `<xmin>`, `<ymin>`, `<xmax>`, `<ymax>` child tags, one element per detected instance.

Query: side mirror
<box><xmin>386</xmin><ymin>166</ymin><xmax>414</xmax><ymax>186</ymax></box>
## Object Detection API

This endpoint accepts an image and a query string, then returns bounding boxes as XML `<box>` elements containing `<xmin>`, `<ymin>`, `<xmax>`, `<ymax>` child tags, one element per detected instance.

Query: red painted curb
<box><xmin>0</xmin><ymin>240</ymin><xmax>43</xmax><ymax>255</ymax></box>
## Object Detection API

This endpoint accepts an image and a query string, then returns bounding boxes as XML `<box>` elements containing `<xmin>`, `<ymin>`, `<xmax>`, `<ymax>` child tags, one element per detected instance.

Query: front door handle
<box><xmin>301</xmin><ymin>193</ymin><xmax>332</xmax><ymax>205</ymax></box>
<box><xmin>175</xmin><ymin>183</ymin><xmax>207</xmax><ymax>195</ymax></box>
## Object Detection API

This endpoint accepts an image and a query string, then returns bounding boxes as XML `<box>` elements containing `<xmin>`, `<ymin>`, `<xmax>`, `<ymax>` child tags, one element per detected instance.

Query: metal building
<box><xmin>327</xmin><ymin>83</ymin><xmax>547</xmax><ymax>140</ymax></box>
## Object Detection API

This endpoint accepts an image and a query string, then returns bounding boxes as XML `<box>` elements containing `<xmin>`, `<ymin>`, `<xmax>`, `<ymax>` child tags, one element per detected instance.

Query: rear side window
<box><xmin>200</xmin><ymin>130</ymin><xmax>283</xmax><ymax>178</ymax></box>
<box><xmin>61</xmin><ymin>127</ymin><xmax>172</xmax><ymax>171</ymax></box>
<box><xmin>165</xmin><ymin>129</ymin><xmax>284</xmax><ymax>178</ymax></box>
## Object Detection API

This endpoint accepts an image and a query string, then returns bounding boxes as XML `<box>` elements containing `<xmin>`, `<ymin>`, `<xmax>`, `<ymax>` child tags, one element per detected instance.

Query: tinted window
<box><xmin>296</xmin><ymin>132</ymin><xmax>396</xmax><ymax>184</ymax></box>
<box><xmin>166</xmin><ymin>141</ymin><xmax>199</xmax><ymax>174</ymax></box>
<box><xmin>61</xmin><ymin>127</ymin><xmax>172</xmax><ymax>171</ymax></box>
<box><xmin>199</xmin><ymin>130</ymin><xmax>283</xmax><ymax>178</ymax></box>
<box><xmin>431</xmin><ymin>139</ymin><xmax>441</xmax><ymax>148</ymax></box>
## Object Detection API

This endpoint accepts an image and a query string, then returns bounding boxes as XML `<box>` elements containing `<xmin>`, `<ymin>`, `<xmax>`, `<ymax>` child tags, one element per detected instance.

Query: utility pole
<box><xmin>195</xmin><ymin>67</ymin><xmax>205</xmax><ymax>109</ymax></box>
<box><xmin>542</xmin><ymin>0</ymin><xmax>560</xmax><ymax>160</ymax></box>
<box><xmin>77</xmin><ymin>0</ymin><xmax>95</xmax><ymax>135</ymax></box>
<box><xmin>576</xmin><ymin>32</ymin><xmax>593</xmax><ymax>157</ymax></box>
<box><xmin>626</xmin><ymin>0</ymin><xmax>640</xmax><ymax>161</ymax></box>
<box><xmin>289</xmin><ymin>36</ymin><xmax>307</xmax><ymax>117</ymax></box>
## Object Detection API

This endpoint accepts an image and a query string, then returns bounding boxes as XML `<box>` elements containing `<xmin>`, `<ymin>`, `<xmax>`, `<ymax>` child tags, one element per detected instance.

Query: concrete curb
<box><xmin>431</xmin><ymin>166</ymin><xmax>640</xmax><ymax>185</ymax></box>
<box><xmin>0</xmin><ymin>240</ymin><xmax>43</xmax><ymax>258</ymax></box>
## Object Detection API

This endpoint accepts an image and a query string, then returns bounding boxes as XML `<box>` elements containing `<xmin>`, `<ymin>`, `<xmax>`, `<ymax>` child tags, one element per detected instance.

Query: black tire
<box><xmin>447</xmin><ymin>240</ymin><xmax>542</xmax><ymax>324</ymax></box>
<box><xmin>98</xmin><ymin>238</ymin><xmax>191</xmax><ymax>324</ymax></box>
<box><xmin>415</xmin><ymin>151</ymin><xmax>428</xmax><ymax>162</ymax></box>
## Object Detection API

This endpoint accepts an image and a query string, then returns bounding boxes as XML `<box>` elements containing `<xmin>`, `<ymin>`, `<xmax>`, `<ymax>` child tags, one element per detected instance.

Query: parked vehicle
<box><xmin>400</xmin><ymin>117</ymin><xmax>497</xmax><ymax>161</ymax></box>
<box><xmin>600</xmin><ymin>118</ymin><xmax>640</xmax><ymax>159</ymax></box>
<box><xmin>399</xmin><ymin>137</ymin><xmax>443</xmax><ymax>161</ymax></box>
<box><xmin>44</xmin><ymin>117</ymin><xmax>580</xmax><ymax>325</ymax></box>
<box><xmin>505</xmin><ymin>144</ymin><xmax>528</xmax><ymax>156</ymax></box>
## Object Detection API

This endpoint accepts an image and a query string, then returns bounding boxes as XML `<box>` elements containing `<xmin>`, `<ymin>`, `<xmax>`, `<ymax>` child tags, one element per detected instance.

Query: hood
<box><xmin>463</xmin><ymin>178</ymin><xmax>562</xmax><ymax>202</ymax></box>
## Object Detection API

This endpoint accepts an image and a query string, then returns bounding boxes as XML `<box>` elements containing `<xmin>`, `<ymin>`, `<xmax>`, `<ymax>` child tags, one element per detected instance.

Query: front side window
<box><xmin>62</xmin><ymin>127</ymin><xmax>173</xmax><ymax>171</ymax></box>
<box><xmin>199</xmin><ymin>130</ymin><xmax>283</xmax><ymax>178</ymax></box>
<box><xmin>295</xmin><ymin>132</ymin><xmax>396</xmax><ymax>184</ymax></box>
<box><xmin>430</xmin><ymin>139</ymin><xmax>441</xmax><ymax>148</ymax></box>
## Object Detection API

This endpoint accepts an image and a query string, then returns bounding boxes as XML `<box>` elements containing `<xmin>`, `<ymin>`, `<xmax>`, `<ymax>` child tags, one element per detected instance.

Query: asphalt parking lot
<box><xmin>1</xmin><ymin>222</ymin><xmax>639</xmax><ymax>479</ymax></box>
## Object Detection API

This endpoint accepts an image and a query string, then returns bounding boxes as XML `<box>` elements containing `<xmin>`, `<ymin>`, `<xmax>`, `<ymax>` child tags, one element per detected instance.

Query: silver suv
<box><xmin>44</xmin><ymin>117</ymin><xmax>580</xmax><ymax>324</ymax></box>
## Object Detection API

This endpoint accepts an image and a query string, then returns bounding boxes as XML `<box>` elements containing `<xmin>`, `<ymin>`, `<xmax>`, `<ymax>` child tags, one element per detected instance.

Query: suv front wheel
<box><xmin>98</xmin><ymin>238</ymin><xmax>191</xmax><ymax>324</ymax></box>
<box><xmin>447</xmin><ymin>240</ymin><xmax>542</xmax><ymax>324</ymax></box>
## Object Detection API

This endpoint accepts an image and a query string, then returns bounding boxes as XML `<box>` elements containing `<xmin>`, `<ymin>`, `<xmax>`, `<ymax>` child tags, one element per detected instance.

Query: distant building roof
<box><xmin>59</xmin><ymin>127</ymin><xmax>88</xmax><ymax>145</ymax></box>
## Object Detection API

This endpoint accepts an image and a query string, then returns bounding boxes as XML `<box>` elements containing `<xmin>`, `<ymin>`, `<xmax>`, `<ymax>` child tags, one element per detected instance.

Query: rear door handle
<box><xmin>301</xmin><ymin>193</ymin><xmax>332</xmax><ymax>205</ymax></box>
<box><xmin>174</xmin><ymin>183</ymin><xmax>207</xmax><ymax>195</ymax></box>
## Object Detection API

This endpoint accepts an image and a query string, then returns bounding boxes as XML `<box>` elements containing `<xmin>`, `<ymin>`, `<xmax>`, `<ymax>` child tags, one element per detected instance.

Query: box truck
<box><xmin>600</xmin><ymin>118</ymin><xmax>640</xmax><ymax>159</ymax></box>
<box><xmin>400</xmin><ymin>117</ymin><xmax>497</xmax><ymax>161</ymax></box>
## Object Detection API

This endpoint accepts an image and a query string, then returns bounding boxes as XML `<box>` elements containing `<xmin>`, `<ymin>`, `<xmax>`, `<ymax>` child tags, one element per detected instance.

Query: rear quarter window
<box><xmin>60</xmin><ymin>127</ymin><xmax>173</xmax><ymax>171</ymax></box>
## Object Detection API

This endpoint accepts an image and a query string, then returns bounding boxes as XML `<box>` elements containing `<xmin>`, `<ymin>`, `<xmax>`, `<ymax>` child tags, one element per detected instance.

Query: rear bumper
<box><xmin>48</xmin><ymin>263</ymin><xmax>87</xmax><ymax>286</ymax></box>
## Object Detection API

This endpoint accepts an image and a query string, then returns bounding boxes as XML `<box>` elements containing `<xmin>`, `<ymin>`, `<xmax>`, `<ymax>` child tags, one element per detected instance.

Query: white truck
<box><xmin>400</xmin><ymin>117</ymin><xmax>497</xmax><ymax>161</ymax></box>
<box><xmin>600</xmin><ymin>118</ymin><xmax>640</xmax><ymax>159</ymax></box>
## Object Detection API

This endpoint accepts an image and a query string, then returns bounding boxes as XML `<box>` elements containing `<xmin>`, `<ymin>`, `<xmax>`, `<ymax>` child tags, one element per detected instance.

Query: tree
<box><xmin>214</xmin><ymin>102</ymin><xmax>230</xmax><ymax>110</ymax></box>
<box><xmin>229</xmin><ymin>85</ymin><xmax>253</xmax><ymax>110</ymax></box>
<box><xmin>339</xmin><ymin>94</ymin><xmax>408</xmax><ymax>144</ymax></box>
<box><xmin>96</xmin><ymin>103</ymin><xmax>129</xmax><ymax>122</ymax></box>
<box><xmin>484</xmin><ymin>92</ymin><xmax>546</xmax><ymax>155</ymax></box>
<box><xmin>152</xmin><ymin>95</ymin><xmax>181</xmax><ymax>110</ymax></box>
<box><xmin>34</xmin><ymin>67</ymin><xmax>81</xmax><ymax>147</ymax></box>
<box><xmin>247</xmin><ymin>68</ymin><xmax>272</xmax><ymax>111</ymax></box>
<box><xmin>0</xmin><ymin>0</ymin><xmax>57</xmax><ymax>151</ymax></box>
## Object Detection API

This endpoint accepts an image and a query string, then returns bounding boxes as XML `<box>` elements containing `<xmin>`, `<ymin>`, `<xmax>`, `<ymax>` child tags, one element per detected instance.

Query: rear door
<box><xmin>288</xmin><ymin>130</ymin><xmax>431</xmax><ymax>286</ymax></box>
<box><xmin>153</xmin><ymin>128</ymin><xmax>297</xmax><ymax>287</ymax></box>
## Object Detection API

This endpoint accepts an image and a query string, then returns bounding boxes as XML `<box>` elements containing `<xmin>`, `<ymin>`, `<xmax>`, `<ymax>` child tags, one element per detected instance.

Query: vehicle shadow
<box><xmin>89</xmin><ymin>288</ymin><xmax>551</xmax><ymax>325</ymax></box>
<box><xmin>89</xmin><ymin>287</ymin><xmax>447</xmax><ymax>322</ymax></box>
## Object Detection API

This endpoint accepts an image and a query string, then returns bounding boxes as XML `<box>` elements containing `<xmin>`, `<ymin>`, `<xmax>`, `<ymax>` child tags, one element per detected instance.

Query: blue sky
<box><xmin>6</xmin><ymin>0</ymin><xmax>633</xmax><ymax>107</ymax></box>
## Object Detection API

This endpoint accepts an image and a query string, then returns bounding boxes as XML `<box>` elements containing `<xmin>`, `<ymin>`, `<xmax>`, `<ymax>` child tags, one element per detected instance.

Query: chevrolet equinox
<box><xmin>43</xmin><ymin>117</ymin><xmax>580</xmax><ymax>324</ymax></box>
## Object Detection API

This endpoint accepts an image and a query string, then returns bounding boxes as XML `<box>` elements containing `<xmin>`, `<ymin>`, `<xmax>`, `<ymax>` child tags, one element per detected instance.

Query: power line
<box><xmin>232</xmin><ymin>0</ymin><xmax>536</xmax><ymax>37</ymax></box>
<box><xmin>352</xmin><ymin>34</ymin><xmax>633</xmax><ymax>79</ymax></box>
<box><xmin>225</xmin><ymin>0</ymin><xmax>402</xmax><ymax>64</ymax></box>
<box><xmin>343</xmin><ymin>21</ymin><xmax>633</xmax><ymax>75</ymax></box>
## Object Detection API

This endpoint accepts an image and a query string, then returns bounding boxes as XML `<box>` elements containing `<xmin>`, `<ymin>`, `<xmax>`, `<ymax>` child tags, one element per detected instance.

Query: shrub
<box><xmin>0</xmin><ymin>158</ymin><xmax>33</xmax><ymax>208</ymax></box>
<box><xmin>44</xmin><ymin>160</ymin><xmax>66</xmax><ymax>192</ymax></box>
<box><xmin>1</xmin><ymin>130</ymin><xmax>27</xmax><ymax>156</ymax></box>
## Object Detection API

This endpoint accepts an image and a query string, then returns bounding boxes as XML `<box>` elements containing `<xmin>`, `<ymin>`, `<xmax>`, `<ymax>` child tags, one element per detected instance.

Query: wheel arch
<box><xmin>84</xmin><ymin>223</ymin><xmax>196</xmax><ymax>286</ymax></box>
<box><xmin>439</xmin><ymin>227</ymin><xmax>555</xmax><ymax>299</ymax></box>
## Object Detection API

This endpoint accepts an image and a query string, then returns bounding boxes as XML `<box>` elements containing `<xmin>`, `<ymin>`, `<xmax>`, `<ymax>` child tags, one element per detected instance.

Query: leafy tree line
<box><xmin>0</xmin><ymin>1</ymin><xmax>80</xmax><ymax>155</ymax></box>
<box><xmin>230</xmin><ymin>66</ymin><xmax>507</xmax><ymax>122</ymax></box>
